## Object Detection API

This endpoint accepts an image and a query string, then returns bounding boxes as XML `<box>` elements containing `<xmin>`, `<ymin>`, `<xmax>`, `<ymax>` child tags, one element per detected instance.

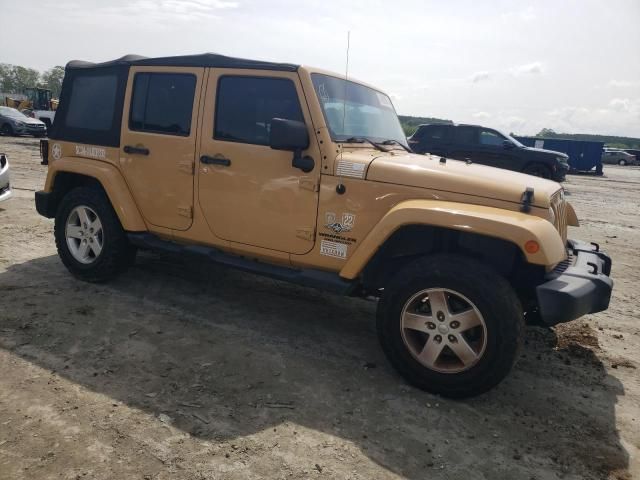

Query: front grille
<box><xmin>550</xmin><ymin>190</ymin><xmax>568</xmax><ymax>243</ymax></box>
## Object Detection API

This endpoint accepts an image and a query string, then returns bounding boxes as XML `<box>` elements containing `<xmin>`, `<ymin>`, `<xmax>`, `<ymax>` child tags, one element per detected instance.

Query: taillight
<box><xmin>0</xmin><ymin>153</ymin><xmax>6</xmax><ymax>169</ymax></box>
<box><xmin>40</xmin><ymin>139</ymin><xmax>49</xmax><ymax>165</ymax></box>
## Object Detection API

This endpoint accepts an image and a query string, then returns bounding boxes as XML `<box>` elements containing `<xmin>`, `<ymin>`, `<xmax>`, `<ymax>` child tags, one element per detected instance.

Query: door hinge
<box><xmin>296</xmin><ymin>227</ymin><xmax>315</xmax><ymax>241</ymax></box>
<box><xmin>299</xmin><ymin>176</ymin><xmax>319</xmax><ymax>192</ymax></box>
<box><xmin>177</xmin><ymin>206</ymin><xmax>193</xmax><ymax>218</ymax></box>
<box><xmin>178</xmin><ymin>160</ymin><xmax>195</xmax><ymax>175</ymax></box>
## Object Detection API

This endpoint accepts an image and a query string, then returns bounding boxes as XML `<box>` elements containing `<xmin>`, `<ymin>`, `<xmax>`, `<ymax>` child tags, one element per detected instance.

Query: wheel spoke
<box><xmin>89</xmin><ymin>240</ymin><xmax>102</xmax><ymax>257</ymax></box>
<box><xmin>66</xmin><ymin>225</ymin><xmax>83</xmax><ymax>239</ymax></box>
<box><xmin>428</xmin><ymin>290</ymin><xmax>449</xmax><ymax>315</ymax></box>
<box><xmin>450</xmin><ymin>336</ymin><xmax>479</xmax><ymax>366</ymax></box>
<box><xmin>417</xmin><ymin>336</ymin><xmax>445</xmax><ymax>368</ymax></box>
<box><xmin>91</xmin><ymin>217</ymin><xmax>102</xmax><ymax>233</ymax></box>
<box><xmin>402</xmin><ymin>312</ymin><xmax>431</xmax><ymax>333</ymax></box>
<box><xmin>451</xmin><ymin>308</ymin><xmax>482</xmax><ymax>331</ymax></box>
<box><xmin>77</xmin><ymin>242</ymin><xmax>90</xmax><ymax>259</ymax></box>
<box><xmin>77</xmin><ymin>207</ymin><xmax>91</xmax><ymax>227</ymax></box>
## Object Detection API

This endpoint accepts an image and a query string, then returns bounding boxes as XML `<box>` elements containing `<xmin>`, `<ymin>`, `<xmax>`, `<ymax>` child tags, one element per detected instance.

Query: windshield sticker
<box><xmin>318</xmin><ymin>83</ymin><xmax>330</xmax><ymax>102</ymax></box>
<box><xmin>320</xmin><ymin>240</ymin><xmax>348</xmax><ymax>259</ymax></box>
<box><xmin>75</xmin><ymin>145</ymin><xmax>106</xmax><ymax>160</ymax></box>
<box><xmin>376</xmin><ymin>92</ymin><xmax>393</xmax><ymax>109</ymax></box>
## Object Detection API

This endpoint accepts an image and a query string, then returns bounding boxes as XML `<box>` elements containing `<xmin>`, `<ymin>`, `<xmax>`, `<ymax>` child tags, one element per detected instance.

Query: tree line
<box><xmin>0</xmin><ymin>64</ymin><xmax>65</xmax><ymax>98</ymax></box>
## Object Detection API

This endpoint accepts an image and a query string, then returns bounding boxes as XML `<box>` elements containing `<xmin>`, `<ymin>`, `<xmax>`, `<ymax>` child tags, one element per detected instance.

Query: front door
<box><xmin>120</xmin><ymin>66</ymin><xmax>204</xmax><ymax>231</ymax></box>
<box><xmin>198</xmin><ymin>70</ymin><xmax>321</xmax><ymax>254</ymax></box>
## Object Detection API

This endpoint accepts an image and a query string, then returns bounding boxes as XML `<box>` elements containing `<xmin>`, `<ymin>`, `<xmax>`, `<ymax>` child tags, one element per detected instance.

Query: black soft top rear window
<box><xmin>50</xmin><ymin>65</ymin><xmax>128</xmax><ymax>147</ymax></box>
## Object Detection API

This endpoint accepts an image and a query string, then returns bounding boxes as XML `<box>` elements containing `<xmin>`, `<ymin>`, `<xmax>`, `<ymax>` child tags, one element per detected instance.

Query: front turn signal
<box><xmin>525</xmin><ymin>240</ymin><xmax>540</xmax><ymax>254</ymax></box>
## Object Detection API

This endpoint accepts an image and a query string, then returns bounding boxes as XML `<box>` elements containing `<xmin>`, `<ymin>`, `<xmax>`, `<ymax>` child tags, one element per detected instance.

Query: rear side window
<box><xmin>214</xmin><ymin>76</ymin><xmax>303</xmax><ymax>146</ymax></box>
<box><xmin>66</xmin><ymin>74</ymin><xmax>117</xmax><ymax>131</ymax></box>
<box><xmin>129</xmin><ymin>73</ymin><xmax>196</xmax><ymax>136</ymax></box>
<box><xmin>422</xmin><ymin>126</ymin><xmax>447</xmax><ymax>141</ymax></box>
<box><xmin>456</xmin><ymin>127</ymin><xmax>477</xmax><ymax>144</ymax></box>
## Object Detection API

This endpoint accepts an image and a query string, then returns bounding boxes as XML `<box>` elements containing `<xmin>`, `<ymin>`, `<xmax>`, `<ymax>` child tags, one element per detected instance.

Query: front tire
<box><xmin>54</xmin><ymin>187</ymin><xmax>136</xmax><ymax>282</ymax></box>
<box><xmin>1</xmin><ymin>124</ymin><xmax>14</xmax><ymax>136</ymax></box>
<box><xmin>377</xmin><ymin>255</ymin><xmax>524</xmax><ymax>398</ymax></box>
<box><xmin>618</xmin><ymin>159</ymin><xmax>627</xmax><ymax>166</ymax></box>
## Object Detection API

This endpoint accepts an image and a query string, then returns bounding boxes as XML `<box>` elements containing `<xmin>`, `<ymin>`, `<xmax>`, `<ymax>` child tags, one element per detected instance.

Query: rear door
<box><xmin>120</xmin><ymin>67</ymin><xmax>204</xmax><ymax>231</ymax></box>
<box><xmin>449</xmin><ymin>126</ymin><xmax>479</xmax><ymax>161</ymax></box>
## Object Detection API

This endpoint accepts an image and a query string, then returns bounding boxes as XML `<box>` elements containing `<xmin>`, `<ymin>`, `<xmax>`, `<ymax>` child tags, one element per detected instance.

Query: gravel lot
<box><xmin>0</xmin><ymin>136</ymin><xmax>638</xmax><ymax>480</ymax></box>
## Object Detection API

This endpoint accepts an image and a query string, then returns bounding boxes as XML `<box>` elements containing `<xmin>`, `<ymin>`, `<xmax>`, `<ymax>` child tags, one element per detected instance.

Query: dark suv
<box><xmin>409</xmin><ymin>124</ymin><xmax>569</xmax><ymax>181</ymax></box>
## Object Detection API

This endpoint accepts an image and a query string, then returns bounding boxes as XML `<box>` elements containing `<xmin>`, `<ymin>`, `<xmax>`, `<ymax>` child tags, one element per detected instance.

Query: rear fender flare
<box><xmin>46</xmin><ymin>157</ymin><xmax>146</xmax><ymax>231</ymax></box>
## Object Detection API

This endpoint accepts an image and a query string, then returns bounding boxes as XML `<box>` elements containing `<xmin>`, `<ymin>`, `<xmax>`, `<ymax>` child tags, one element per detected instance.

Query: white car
<box><xmin>0</xmin><ymin>153</ymin><xmax>11</xmax><ymax>202</ymax></box>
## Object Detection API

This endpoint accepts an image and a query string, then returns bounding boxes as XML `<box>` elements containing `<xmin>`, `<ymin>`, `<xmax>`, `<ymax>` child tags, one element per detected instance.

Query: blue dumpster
<box><xmin>514</xmin><ymin>137</ymin><xmax>604</xmax><ymax>174</ymax></box>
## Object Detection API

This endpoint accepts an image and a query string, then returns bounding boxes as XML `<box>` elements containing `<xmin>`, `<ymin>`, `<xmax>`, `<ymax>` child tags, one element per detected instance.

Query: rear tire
<box><xmin>523</xmin><ymin>163</ymin><xmax>552</xmax><ymax>179</ymax></box>
<box><xmin>377</xmin><ymin>255</ymin><xmax>524</xmax><ymax>398</ymax></box>
<box><xmin>54</xmin><ymin>187</ymin><xmax>136</xmax><ymax>282</ymax></box>
<box><xmin>618</xmin><ymin>159</ymin><xmax>627</xmax><ymax>166</ymax></box>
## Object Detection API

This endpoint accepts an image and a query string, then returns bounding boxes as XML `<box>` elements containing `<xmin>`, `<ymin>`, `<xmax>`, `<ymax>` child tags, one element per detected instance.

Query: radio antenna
<box><xmin>341</xmin><ymin>31</ymin><xmax>350</xmax><ymax>140</ymax></box>
<box><xmin>337</xmin><ymin>31</ymin><xmax>350</xmax><ymax>189</ymax></box>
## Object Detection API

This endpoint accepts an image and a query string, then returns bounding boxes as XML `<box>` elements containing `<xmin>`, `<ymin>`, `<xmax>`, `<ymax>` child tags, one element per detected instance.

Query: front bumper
<box><xmin>536</xmin><ymin>240</ymin><xmax>613</xmax><ymax>325</ymax></box>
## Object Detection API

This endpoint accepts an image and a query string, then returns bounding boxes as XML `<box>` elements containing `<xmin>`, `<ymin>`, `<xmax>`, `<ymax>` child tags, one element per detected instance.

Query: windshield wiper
<box><xmin>380</xmin><ymin>139</ymin><xmax>412</xmax><ymax>153</ymax></box>
<box><xmin>344</xmin><ymin>137</ymin><xmax>390</xmax><ymax>152</ymax></box>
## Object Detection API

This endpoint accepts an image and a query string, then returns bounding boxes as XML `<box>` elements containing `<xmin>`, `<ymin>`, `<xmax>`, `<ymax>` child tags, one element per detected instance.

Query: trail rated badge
<box><xmin>325</xmin><ymin>212</ymin><xmax>355</xmax><ymax>234</ymax></box>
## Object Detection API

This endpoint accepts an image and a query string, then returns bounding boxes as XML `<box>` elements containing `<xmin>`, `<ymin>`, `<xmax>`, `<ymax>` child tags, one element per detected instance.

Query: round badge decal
<box><xmin>51</xmin><ymin>143</ymin><xmax>62</xmax><ymax>160</ymax></box>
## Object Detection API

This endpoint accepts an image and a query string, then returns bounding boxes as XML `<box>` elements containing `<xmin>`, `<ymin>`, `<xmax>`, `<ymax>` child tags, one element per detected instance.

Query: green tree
<box><xmin>41</xmin><ymin>66</ymin><xmax>65</xmax><ymax>97</ymax></box>
<box><xmin>0</xmin><ymin>63</ymin><xmax>41</xmax><ymax>93</ymax></box>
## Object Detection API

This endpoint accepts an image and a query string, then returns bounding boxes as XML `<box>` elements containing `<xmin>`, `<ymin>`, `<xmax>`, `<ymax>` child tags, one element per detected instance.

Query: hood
<box><xmin>522</xmin><ymin>146</ymin><xmax>568</xmax><ymax>160</ymax></box>
<box><xmin>364</xmin><ymin>151</ymin><xmax>561</xmax><ymax>208</ymax></box>
<box><xmin>23</xmin><ymin>117</ymin><xmax>46</xmax><ymax>125</ymax></box>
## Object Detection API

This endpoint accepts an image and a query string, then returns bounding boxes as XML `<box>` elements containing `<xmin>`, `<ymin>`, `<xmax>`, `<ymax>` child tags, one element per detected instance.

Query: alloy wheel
<box><xmin>65</xmin><ymin>205</ymin><xmax>104</xmax><ymax>264</ymax></box>
<box><xmin>400</xmin><ymin>288</ymin><xmax>487</xmax><ymax>373</ymax></box>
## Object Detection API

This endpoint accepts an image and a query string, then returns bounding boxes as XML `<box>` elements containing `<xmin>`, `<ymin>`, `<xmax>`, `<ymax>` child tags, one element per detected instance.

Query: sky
<box><xmin>2</xmin><ymin>0</ymin><xmax>639</xmax><ymax>137</ymax></box>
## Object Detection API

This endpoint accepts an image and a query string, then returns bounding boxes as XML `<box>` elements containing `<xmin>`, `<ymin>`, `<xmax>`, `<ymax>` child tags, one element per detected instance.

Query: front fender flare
<box><xmin>339</xmin><ymin>200</ymin><xmax>566</xmax><ymax>279</ymax></box>
<box><xmin>45</xmin><ymin>157</ymin><xmax>146</xmax><ymax>231</ymax></box>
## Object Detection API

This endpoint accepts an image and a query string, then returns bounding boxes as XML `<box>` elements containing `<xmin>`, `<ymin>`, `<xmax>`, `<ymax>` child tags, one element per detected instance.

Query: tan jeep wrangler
<box><xmin>35</xmin><ymin>53</ymin><xmax>613</xmax><ymax>398</ymax></box>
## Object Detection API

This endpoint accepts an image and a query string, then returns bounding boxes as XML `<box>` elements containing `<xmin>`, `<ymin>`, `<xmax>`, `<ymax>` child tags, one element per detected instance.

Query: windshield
<box><xmin>311</xmin><ymin>74</ymin><xmax>408</xmax><ymax>147</ymax></box>
<box><xmin>0</xmin><ymin>106</ymin><xmax>27</xmax><ymax>119</ymax></box>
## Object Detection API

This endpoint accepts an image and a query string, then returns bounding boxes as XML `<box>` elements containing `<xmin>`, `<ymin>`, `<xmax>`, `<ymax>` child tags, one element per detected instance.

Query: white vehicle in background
<box><xmin>0</xmin><ymin>153</ymin><xmax>11</xmax><ymax>202</ymax></box>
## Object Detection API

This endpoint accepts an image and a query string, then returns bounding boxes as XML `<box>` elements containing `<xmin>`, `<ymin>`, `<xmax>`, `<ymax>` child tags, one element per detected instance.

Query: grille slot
<box><xmin>551</xmin><ymin>191</ymin><xmax>568</xmax><ymax>243</ymax></box>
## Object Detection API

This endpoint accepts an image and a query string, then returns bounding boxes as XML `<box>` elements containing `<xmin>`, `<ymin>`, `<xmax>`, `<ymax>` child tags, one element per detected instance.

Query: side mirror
<box><xmin>503</xmin><ymin>140</ymin><xmax>515</xmax><ymax>149</ymax></box>
<box><xmin>270</xmin><ymin>118</ymin><xmax>314</xmax><ymax>172</ymax></box>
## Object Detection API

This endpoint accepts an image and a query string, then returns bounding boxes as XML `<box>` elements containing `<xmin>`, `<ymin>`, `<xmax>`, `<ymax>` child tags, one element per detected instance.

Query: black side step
<box><xmin>127</xmin><ymin>233</ymin><xmax>356</xmax><ymax>295</ymax></box>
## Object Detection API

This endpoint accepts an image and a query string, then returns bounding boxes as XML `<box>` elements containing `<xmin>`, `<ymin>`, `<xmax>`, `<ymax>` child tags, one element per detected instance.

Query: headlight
<box><xmin>548</xmin><ymin>207</ymin><xmax>556</xmax><ymax>225</ymax></box>
<box><xmin>15</xmin><ymin>121</ymin><xmax>26</xmax><ymax>127</ymax></box>
<box><xmin>556</xmin><ymin>156</ymin><xmax>568</xmax><ymax>164</ymax></box>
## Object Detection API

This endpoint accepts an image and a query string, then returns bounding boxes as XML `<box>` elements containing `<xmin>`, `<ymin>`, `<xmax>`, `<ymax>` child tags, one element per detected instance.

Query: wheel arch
<box><xmin>340</xmin><ymin>199</ymin><xmax>566</xmax><ymax>284</ymax></box>
<box><xmin>44</xmin><ymin>158</ymin><xmax>146</xmax><ymax>231</ymax></box>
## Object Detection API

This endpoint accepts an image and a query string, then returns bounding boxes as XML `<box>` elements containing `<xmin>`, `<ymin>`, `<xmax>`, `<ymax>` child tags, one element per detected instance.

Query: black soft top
<box><xmin>65</xmin><ymin>53</ymin><xmax>299</xmax><ymax>72</ymax></box>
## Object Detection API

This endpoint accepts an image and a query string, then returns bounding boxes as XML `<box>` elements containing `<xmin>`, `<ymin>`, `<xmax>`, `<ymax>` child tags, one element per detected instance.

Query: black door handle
<box><xmin>124</xmin><ymin>145</ymin><xmax>149</xmax><ymax>155</ymax></box>
<box><xmin>200</xmin><ymin>155</ymin><xmax>231</xmax><ymax>166</ymax></box>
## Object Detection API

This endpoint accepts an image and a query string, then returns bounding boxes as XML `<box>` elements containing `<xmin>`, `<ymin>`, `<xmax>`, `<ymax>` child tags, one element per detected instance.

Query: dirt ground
<box><xmin>0</xmin><ymin>136</ymin><xmax>638</xmax><ymax>480</ymax></box>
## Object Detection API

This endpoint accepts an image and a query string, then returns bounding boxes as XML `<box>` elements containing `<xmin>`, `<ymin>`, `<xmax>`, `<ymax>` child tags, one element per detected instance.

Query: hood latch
<box><xmin>520</xmin><ymin>187</ymin><xmax>534</xmax><ymax>213</ymax></box>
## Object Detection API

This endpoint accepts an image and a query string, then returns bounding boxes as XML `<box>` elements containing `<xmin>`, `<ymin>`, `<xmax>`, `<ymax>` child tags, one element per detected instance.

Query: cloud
<box><xmin>608</xmin><ymin>80</ymin><xmax>640</xmax><ymax>88</ymax></box>
<box><xmin>471</xmin><ymin>71</ymin><xmax>490</xmax><ymax>83</ymax></box>
<box><xmin>501</xmin><ymin>6</ymin><xmax>536</xmax><ymax>23</ymax></box>
<box><xmin>472</xmin><ymin>111</ymin><xmax>491</xmax><ymax>119</ymax></box>
<box><xmin>510</xmin><ymin>62</ymin><xmax>544</xmax><ymax>76</ymax></box>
